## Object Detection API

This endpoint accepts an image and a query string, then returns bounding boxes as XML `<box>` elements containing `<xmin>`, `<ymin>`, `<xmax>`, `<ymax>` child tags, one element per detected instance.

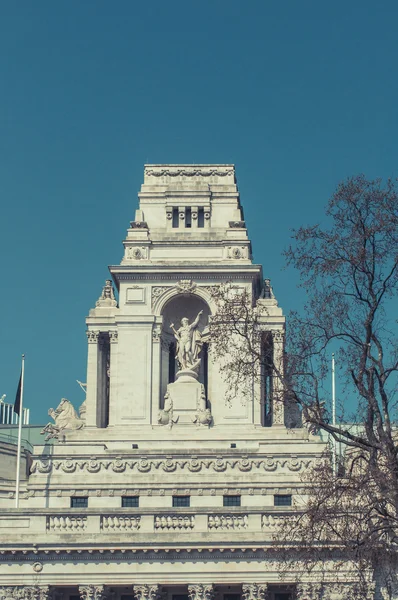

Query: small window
<box><xmin>70</xmin><ymin>497</ymin><xmax>88</xmax><ymax>508</ymax></box>
<box><xmin>172</xmin><ymin>207</ymin><xmax>179</xmax><ymax>228</ymax></box>
<box><xmin>198</xmin><ymin>207</ymin><xmax>205</xmax><ymax>228</ymax></box>
<box><xmin>223</xmin><ymin>495</ymin><xmax>241</xmax><ymax>507</ymax></box>
<box><xmin>172</xmin><ymin>495</ymin><xmax>190</xmax><ymax>507</ymax></box>
<box><xmin>274</xmin><ymin>494</ymin><xmax>292</xmax><ymax>506</ymax></box>
<box><xmin>122</xmin><ymin>496</ymin><xmax>139</xmax><ymax>508</ymax></box>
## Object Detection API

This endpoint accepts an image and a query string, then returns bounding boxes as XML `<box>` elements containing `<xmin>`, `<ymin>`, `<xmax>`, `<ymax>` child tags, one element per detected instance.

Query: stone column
<box><xmin>79</xmin><ymin>586</ymin><xmax>112</xmax><ymax>600</ymax></box>
<box><xmin>151</xmin><ymin>324</ymin><xmax>162</xmax><ymax>425</ymax></box>
<box><xmin>242</xmin><ymin>584</ymin><xmax>269</xmax><ymax>600</ymax></box>
<box><xmin>187</xmin><ymin>585</ymin><xmax>215</xmax><ymax>600</ymax></box>
<box><xmin>296</xmin><ymin>582</ymin><xmax>322</xmax><ymax>600</ymax></box>
<box><xmin>271</xmin><ymin>329</ymin><xmax>285</xmax><ymax>427</ymax></box>
<box><xmin>85</xmin><ymin>330</ymin><xmax>100</xmax><ymax>427</ymax></box>
<box><xmin>108</xmin><ymin>330</ymin><xmax>119</xmax><ymax>426</ymax></box>
<box><xmin>133</xmin><ymin>585</ymin><xmax>161</xmax><ymax>600</ymax></box>
<box><xmin>0</xmin><ymin>588</ymin><xmax>53</xmax><ymax>600</ymax></box>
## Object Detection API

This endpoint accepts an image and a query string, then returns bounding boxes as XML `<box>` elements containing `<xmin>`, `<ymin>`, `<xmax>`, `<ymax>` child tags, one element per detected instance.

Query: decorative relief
<box><xmin>130</xmin><ymin>220</ymin><xmax>148</xmax><ymax>229</ymax></box>
<box><xmin>187</xmin><ymin>585</ymin><xmax>215</xmax><ymax>600</ymax></box>
<box><xmin>227</xmin><ymin>246</ymin><xmax>248</xmax><ymax>260</ymax></box>
<box><xmin>79</xmin><ymin>587</ymin><xmax>111</xmax><ymax>600</ymax></box>
<box><xmin>229</xmin><ymin>220</ymin><xmax>246</xmax><ymax>228</ymax></box>
<box><xmin>109</xmin><ymin>331</ymin><xmax>118</xmax><ymax>343</ymax></box>
<box><xmin>242</xmin><ymin>584</ymin><xmax>269</xmax><ymax>600</ymax></box>
<box><xmin>271</xmin><ymin>329</ymin><xmax>284</xmax><ymax>343</ymax></box>
<box><xmin>155</xmin><ymin>515</ymin><xmax>195</xmax><ymax>531</ymax></box>
<box><xmin>152</xmin><ymin>326</ymin><xmax>162</xmax><ymax>343</ymax></box>
<box><xmin>261</xmin><ymin>514</ymin><xmax>288</xmax><ymax>529</ymax></box>
<box><xmin>125</xmin><ymin>246</ymin><xmax>148</xmax><ymax>261</ymax></box>
<box><xmin>31</xmin><ymin>456</ymin><xmax>312</xmax><ymax>475</ymax></box>
<box><xmin>101</xmin><ymin>516</ymin><xmax>140</xmax><ymax>531</ymax></box>
<box><xmin>176</xmin><ymin>279</ymin><xmax>196</xmax><ymax>295</ymax></box>
<box><xmin>0</xmin><ymin>588</ymin><xmax>52</xmax><ymax>600</ymax></box>
<box><xmin>47</xmin><ymin>515</ymin><xmax>87</xmax><ymax>532</ymax></box>
<box><xmin>208</xmin><ymin>514</ymin><xmax>248</xmax><ymax>530</ymax></box>
<box><xmin>86</xmin><ymin>330</ymin><xmax>100</xmax><ymax>344</ymax></box>
<box><xmin>133</xmin><ymin>586</ymin><xmax>160</xmax><ymax>600</ymax></box>
<box><xmin>296</xmin><ymin>583</ymin><xmax>322</xmax><ymax>600</ymax></box>
<box><xmin>145</xmin><ymin>168</ymin><xmax>233</xmax><ymax>177</ymax></box>
<box><xmin>32</xmin><ymin>562</ymin><xmax>43</xmax><ymax>573</ymax></box>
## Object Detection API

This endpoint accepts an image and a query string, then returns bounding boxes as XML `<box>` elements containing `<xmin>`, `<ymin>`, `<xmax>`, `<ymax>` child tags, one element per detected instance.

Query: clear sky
<box><xmin>1</xmin><ymin>0</ymin><xmax>397</xmax><ymax>424</ymax></box>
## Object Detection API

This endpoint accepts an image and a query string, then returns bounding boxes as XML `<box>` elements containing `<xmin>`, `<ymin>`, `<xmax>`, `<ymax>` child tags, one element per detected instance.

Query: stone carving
<box><xmin>130</xmin><ymin>220</ymin><xmax>148</xmax><ymax>228</ymax></box>
<box><xmin>227</xmin><ymin>246</ymin><xmax>247</xmax><ymax>259</ymax></box>
<box><xmin>208</xmin><ymin>514</ymin><xmax>248</xmax><ymax>530</ymax></box>
<box><xmin>101</xmin><ymin>516</ymin><xmax>140</xmax><ymax>531</ymax></box>
<box><xmin>229</xmin><ymin>220</ymin><xmax>246</xmax><ymax>228</ymax></box>
<box><xmin>30</xmin><ymin>455</ymin><xmax>313</xmax><ymax>475</ymax></box>
<box><xmin>95</xmin><ymin>280</ymin><xmax>117</xmax><ymax>307</ymax></box>
<box><xmin>109</xmin><ymin>330</ymin><xmax>118</xmax><ymax>343</ymax></box>
<box><xmin>0</xmin><ymin>588</ymin><xmax>52</xmax><ymax>600</ymax></box>
<box><xmin>155</xmin><ymin>515</ymin><xmax>195</xmax><ymax>530</ymax></box>
<box><xmin>47</xmin><ymin>515</ymin><xmax>87</xmax><ymax>531</ymax></box>
<box><xmin>176</xmin><ymin>279</ymin><xmax>197</xmax><ymax>295</ymax></box>
<box><xmin>170</xmin><ymin>311</ymin><xmax>205</xmax><ymax>372</ymax></box>
<box><xmin>158</xmin><ymin>391</ymin><xmax>179</xmax><ymax>428</ymax></box>
<box><xmin>152</xmin><ymin>326</ymin><xmax>162</xmax><ymax>343</ymax></box>
<box><xmin>302</xmin><ymin>401</ymin><xmax>326</xmax><ymax>435</ymax></box>
<box><xmin>187</xmin><ymin>585</ymin><xmax>215</xmax><ymax>600</ymax></box>
<box><xmin>296</xmin><ymin>583</ymin><xmax>322</xmax><ymax>600</ymax></box>
<box><xmin>41</xmin><ymin>398</ymin><xmax>85</xmax><ymax>440</ymax></box>
<box><xmin>145</xmin><ymin>168</ymin><xmax>233</xmax><ymax>177</ymax></box>
<box><xmin>193</xmin><ymin>385</ymin><xmax>212</xmax><ymax>427</ymax></box>
<box><xmin>124</xmin><ymin>246</ymin><xmax>148</xmax><ymax>260</ymax></box>
<box><xmin>32</xmin><ymin>562</ymin><xmax>43</xmax><ymax>573</ymax></box>
<box><xmin>261</xmin><ymin>514</ymin><xmax>287</xmax><ymax>529</ymax></box>
<box><xmin>86</xmin><ymin>330</ymin><xmax>100</xmax><ymax>344</ymax></box>
<box><xmin>79</xmin><ymin>587</ymin><xmax>111</xmax><ymax>600</ymax></box>
<box><xmin>133</xmin><ymin>586</ymin><xmax>160</xmax><ymax>600</ymax></box>
<box><xmin>242</xmin><ymin>584</ymin><xmax>269</xmax><ymax>600</ymax></box>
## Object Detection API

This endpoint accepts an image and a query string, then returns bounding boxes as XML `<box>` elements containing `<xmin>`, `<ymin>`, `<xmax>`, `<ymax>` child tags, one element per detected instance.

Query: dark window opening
<box><xmin>172</xmin><ymin>207</ymin><xmax>179</xmax><ymax>228</ymax></box>
<box><xmin>172</xmin><ymin>495</ymin><xmax>190</xmax><ymax>507</ymax></box>
<box><xmin>186</xmin><ymin>207</ymin><xmax>192</xmax><ymax>228</ymax></box>
<box><xmin>224</xmin><ymin>595</ymin><xmax>241</xmax><ymax>600</ymax></box>
<box><xmin>198</xmin><ymin>207</ymin><xmax>205</xmax><ymax>228</ymax></box>
<box><xmin>274</xmin><ymin>494</ymin><xmax>292</xmax><ymax>506</ymax></box>
<box><xmin>122</xmin><ymin>496</ymin><xmax>139</xmax><ymax>508</ymax></box>
<box><xmin>203</xmin><ymin>342</ymin><xmax>208</xmax><ymax>396</ymax></box>
<box><xmin>169</xmin><ymin>342</ymin><xmax>176</xmax><ymax>383</ymax></box>
<box><xmin>262</xmin><ymin>332</ymin><xmax>273</xmax><ymax>427</ymax></box>
<box><xmin>70</xmin><ymin>497</ymin><xmax>88</xmax><ymax>508</ymax></box>
<box><xmin>173</xmin><ymin>596</ymin><xmax>188</xmax><ymax>600</ymax></box>
<box><xmin>223</xmin><ymin>495</ymin><xmax>241</xmax><ymax>507</ymax></box>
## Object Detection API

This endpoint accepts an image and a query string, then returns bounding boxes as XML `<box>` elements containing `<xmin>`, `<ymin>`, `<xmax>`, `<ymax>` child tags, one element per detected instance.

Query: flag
<box><xmin>14</xmin><ymin>370</ymin><xmax>22</xmax><ymax>416</ymax></box>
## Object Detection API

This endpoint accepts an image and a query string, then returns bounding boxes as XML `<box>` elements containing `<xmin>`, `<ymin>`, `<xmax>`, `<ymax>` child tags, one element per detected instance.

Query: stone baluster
<box><xmin>187</xmin><ymin>585</ymin><xmax>215</xmax><ymax>600</ymax></box>
<box><xmin>133</xmin><ymin>585</ymin><xmax>161</xmax><ymax>600</ymax></box>
<box><xmin>79</xmin><ymin>586</ymin><xmax>112</xmax><ymax>600</ymax></box>
<box><xmin>271</xmin><ymin>329</ymin><xmax>285</xmax><ymax>426</ymax></box>
<box><xmin>241</xmin><ymin>584</ymin><xmax>269</xmax><ymax>600</ymax></box>
<box><xmin>0</xmin><ymin>588</ymin><xmax>52</xmax><ymax>600</ymax></box>
<box><xmin>85</xmin><ymin>330</ymin><xmax>100</xmax><ymax>427</ymax></box>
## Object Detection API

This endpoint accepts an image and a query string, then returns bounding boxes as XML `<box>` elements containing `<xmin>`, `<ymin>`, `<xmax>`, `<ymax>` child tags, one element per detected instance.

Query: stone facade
<box><xmin>0</xmin><ymin>166</ymin><xmax>368</xmax><ymax>598</ymax></box>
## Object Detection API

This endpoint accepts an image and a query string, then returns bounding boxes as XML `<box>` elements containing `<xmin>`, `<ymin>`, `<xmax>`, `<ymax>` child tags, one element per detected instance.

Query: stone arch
<box><xmin>152</xmin><ymin>284</ymin><xmax>216</xmax><ymax>317</ymax></box>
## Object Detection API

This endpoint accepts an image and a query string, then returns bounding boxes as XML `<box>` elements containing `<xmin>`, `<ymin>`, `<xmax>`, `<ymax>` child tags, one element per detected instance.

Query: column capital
<box><xmin>79</xmin><ymin>586</ymin><xmax>112</xmax><ymax>600</ymax></box>
<box><xmin>86</xmin><ymin>330</ymin><xmax>100</xmax><ymax>344</ymax></box>
<box><xmin>242</xmin><ymin>584</ymin><xmax>269</xmax><ymax>600</ymax></box>
<box><xmin>271</xmin><ymin>329</ymin><xmax>284</xmax><ymax>343</ymax></box>
<box><xmin>296</xmin><ymin>583</ymin><xmax>322</xmax><ymax>600</ymax></box>
<box><xmin>109</xmin><ymin>330</ymin><xmax>118</xmax><ymax>343</ymax></box>
<box><xmin>133</xmin><ymin>585</ymin><xmax>161</xmax><ymax>600</ymax></box>
<box><xmin>187</xmin><ymin>585</ymin><xmax>215</xmax><ymax>600</ymax></box>
<box><xmin>0</xmin><ymin>588</ymin><xmax>53</xmax><ymax>600</ymax></box>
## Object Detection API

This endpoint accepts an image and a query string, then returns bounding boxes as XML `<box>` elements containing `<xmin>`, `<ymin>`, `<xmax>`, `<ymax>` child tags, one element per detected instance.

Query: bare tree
<box><xmin>209</xmin><ymin>175</ymin><xmax>398</xmax><ymax>597</ymax></box>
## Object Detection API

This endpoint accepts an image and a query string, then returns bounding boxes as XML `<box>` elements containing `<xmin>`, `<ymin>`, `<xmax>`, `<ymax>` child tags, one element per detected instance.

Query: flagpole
<box><xmin>332</xmin><ymin>353</ymin><xmax>337</xmax><ymax>477</ymax></box>
<box><xmin>15</xmin><ymin>354</ymin><xmax>25</xmax><ymax>508</ymax></box>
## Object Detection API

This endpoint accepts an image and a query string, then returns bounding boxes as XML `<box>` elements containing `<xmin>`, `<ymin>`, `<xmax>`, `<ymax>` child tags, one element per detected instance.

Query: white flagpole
<box><xmin>15</xmin><ymin>354</ymin><xmax>25</xmax><ymax>508</ymax></box>
<box><xmin>332</xmin><ymin>353</ymin><xmax>337</xmax><ymax>477</ymax></box>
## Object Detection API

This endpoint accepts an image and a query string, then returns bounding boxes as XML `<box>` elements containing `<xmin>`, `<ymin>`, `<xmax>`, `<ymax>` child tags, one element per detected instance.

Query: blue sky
<box><xmin>1</xmin><ymin>1</ymin><xmax>397</xmax><ymax>424</ymax></box>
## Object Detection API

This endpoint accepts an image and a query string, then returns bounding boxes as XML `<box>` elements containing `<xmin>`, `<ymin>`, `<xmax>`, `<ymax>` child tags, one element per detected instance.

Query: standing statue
<box><xmin>170</xmin><ymin>311</ymin><xmax>204</xmax><ymax>372</ymax></box>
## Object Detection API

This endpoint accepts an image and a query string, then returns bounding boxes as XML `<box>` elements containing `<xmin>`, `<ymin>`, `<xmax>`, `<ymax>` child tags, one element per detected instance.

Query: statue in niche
<box><xmin>170</xmin><ymin>310</ymin><xmax>205</xmax><ymax>372</ymax></box>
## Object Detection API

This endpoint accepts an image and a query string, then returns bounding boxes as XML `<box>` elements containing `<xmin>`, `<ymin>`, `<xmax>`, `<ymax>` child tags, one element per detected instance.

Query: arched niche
<box><xmin>160</xmin><ymin>294</ymin><xmax>211</xmax><ymax>403</ymax></box>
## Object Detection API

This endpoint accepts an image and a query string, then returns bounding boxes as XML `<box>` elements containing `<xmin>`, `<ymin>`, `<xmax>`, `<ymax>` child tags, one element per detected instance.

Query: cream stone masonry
<box><xmin>0</xmin><ymin>166</ymin><xmax>371</xmax><ymax>599</ymax></box>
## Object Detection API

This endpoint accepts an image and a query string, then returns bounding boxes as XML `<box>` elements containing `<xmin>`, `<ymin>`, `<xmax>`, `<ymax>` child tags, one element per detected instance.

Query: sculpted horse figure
<box><xmin>41</xmin><ymin>398</ymin><xmax>85</xmax><ymax>440</ymax></box>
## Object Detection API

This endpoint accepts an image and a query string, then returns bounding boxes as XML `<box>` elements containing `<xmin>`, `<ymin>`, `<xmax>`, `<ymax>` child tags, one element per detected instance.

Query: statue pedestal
<box><xmin>165</xmin><ymin>370</ymin><xmax>207</xmax><ymax>425</ymax></box>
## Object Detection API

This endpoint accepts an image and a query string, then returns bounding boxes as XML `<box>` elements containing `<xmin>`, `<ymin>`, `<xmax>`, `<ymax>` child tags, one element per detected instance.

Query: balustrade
<box><xmin>208</xmin><ymin>514</ymin><xmax>248</xmax><ymax>530</ymax></box>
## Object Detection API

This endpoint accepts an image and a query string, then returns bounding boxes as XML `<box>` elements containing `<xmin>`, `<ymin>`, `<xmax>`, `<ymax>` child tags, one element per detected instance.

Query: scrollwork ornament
<box><xmin>79</xmin><ymin>586</ymin><xmax>110</xmax><ymax>600</ymax></box>
<box><xmin>162</xmin><ymin>458</ymin><xmax>177</xmax><ymax>472</ymax></box>
<box><xmin>238</xmin><ymin>457</ymin><xmax>252</xmax><ymax>471</ymax></box>
<box><xmin>213</xmin><ymin>458</ymin><xmax>227</xmax><ymax>472</ymax></box>
<box><xmin>137</xmin><ymin>458</ymin><xmax>151</xmax><ymax>472</ymax></box>
<box><xmin>112</xmin><ymin>459</ymin><xmax>126</xmax><ymax>473</ymax></box>
<box><xmin>187</xmin><ymin>585</ymin><xmax>215</xmax><ymax>600</ymax></box>
<box><xmin>133</xmin><ymin>585</ymin><xmax>160</xmax><ymax>600</ymax></box>
<box><xmin>87</xmin><ymin>459</ymin><xmax>101</xmax><ymax>473</ymax></box>
<box><xmin>188</xmin><ymin>458</ymin><xmax>202</xmax><ymax>472</ymax></box>
<box><xmin>242</xmin><ymin>584</ymin><xmax>269</xmax><ymax>600</ymax></box>
<box><xmin>62</xmin><ymin>460</ymin><xmax>77</xmax><ymax>473</ymax></box>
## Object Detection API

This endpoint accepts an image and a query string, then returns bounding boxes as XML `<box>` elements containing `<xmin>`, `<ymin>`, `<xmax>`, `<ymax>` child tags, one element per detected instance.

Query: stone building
<box><xmin>0</xmin><ymin>166</ymin><xmax>360</xmax><ymax>599</ymax></box>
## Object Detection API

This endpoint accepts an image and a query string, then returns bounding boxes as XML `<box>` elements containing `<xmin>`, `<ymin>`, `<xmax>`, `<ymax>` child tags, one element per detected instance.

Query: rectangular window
<box><xmin>198</xmin><ymin>207</ymin><xmax>205</xmax><ymax>228</ymax></box>
<box><xmin>70</xmin><ymin>497</ymin><xmax>88</xmax><ymax>508</ymax></box>
<box><xmin>172</xmin><ymin>207</ymin><xmax>179</xmax><ymax>228</ymax></box>
<box><xmin>274</xmin><ymin>494</ymin><xmax>292</xmax><ymax>506</ymax></box>
<box><xmin>223</xmin><ymin>495</ymin><xmax>241</xmax><ymax>507</ymax></box>
<box><xmin>172</xmin><ymin>495</ymin><xmax>190</xmax><ymax>507</ymax></box>
<box><xmin>122</xmin><ymin>496</ymin><xmax>139</xmax><ymax>508</ymax></box>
